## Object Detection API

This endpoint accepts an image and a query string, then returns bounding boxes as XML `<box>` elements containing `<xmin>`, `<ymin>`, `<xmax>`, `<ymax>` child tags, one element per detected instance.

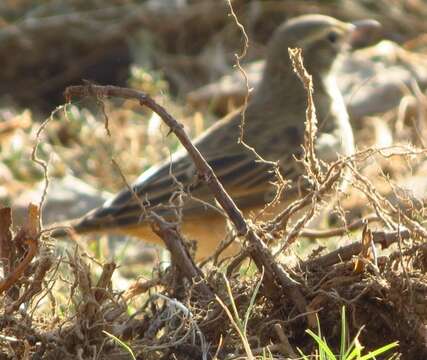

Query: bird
<box><xmin>53</xmin><ymin>15</ymin><xmax>379</xmax><ymax>260</ymax></box>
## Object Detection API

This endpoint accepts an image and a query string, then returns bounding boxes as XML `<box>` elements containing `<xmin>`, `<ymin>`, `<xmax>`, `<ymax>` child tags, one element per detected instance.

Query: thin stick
<box><xmin>65</xmin><ymin>84</ymin><xmax>305</xmax><ymax>311</ymax></box>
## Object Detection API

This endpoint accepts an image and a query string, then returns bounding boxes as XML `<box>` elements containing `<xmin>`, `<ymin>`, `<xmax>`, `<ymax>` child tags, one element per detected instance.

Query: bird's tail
<box><xmin>47</xmin><ymin>217</ymin><xmax>98</xmax><ymax>239</ymax></box>
<box><xmin>47</xmin><ymin>220</ymin><xmax>83</xmax><ymax>239</ymax></box>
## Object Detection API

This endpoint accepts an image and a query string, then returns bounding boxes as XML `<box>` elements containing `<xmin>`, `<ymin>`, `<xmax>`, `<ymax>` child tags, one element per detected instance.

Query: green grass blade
<box><xmin>102</xmin><ymin>330</ymin><xmax>136</xmax><ymax>360</ymax></box>
<box><xmin>345</xmin><ymin>342</ymin><xmax>362</xmax><ymax>360</ymax></box>
<box><xmin>343</xmin><ymin>327</ymin><xmax>364</xmax><ymax>360</ymax></box>
<box><xmin>222</xmin><ymin>272</ymin><xmax>243</xmax><ymax>332</ymax></box>
<box><xmin>358</xmin><ymin>341</ymin><xmax>399</xmax><ymax>360</ymax></box>
<box><xmin>243</xmin><ymin>267</ymin><xmax>264</xmax><ymax>334</ymax></box>
<box><xmin>306</xmin><ymin>329</ymin><xmax>337</xmax><ymax>360</ymax></box>
<box><xmin>340</xmin><ymin>306</ymin><xmax>347</xmax><ymax>358</ymax></box>
<box><xmin>297</xmin><ymin>347</ymin><xmax>310</xmax><ymax>360</ymax></box>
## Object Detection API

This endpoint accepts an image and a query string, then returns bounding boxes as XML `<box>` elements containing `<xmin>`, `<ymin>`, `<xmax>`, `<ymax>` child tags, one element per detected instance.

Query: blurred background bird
<box><xmin>53</xmin><ymin>15</ymin><xmax>379</xmax><ymax>259</ymax></box>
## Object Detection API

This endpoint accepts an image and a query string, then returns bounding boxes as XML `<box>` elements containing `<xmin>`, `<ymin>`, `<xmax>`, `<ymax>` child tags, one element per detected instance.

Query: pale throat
<box><xmin>321</xmin><ymin>71</ymin><xmax>355</xmax><ymax>157</ymax></box>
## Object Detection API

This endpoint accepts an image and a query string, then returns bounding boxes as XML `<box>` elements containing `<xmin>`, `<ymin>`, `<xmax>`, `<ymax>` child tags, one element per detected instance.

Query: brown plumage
<box><xmin>55</xmin><ymin>15</ymin><xmax>378</xmax><ymax>259</ymax></box>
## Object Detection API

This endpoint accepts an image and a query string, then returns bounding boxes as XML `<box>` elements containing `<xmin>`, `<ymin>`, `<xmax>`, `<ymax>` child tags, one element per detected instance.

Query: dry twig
<box><xmin>65</xmin><ymin>84</ymin><xmax>306</xmax><ymax>312</ymax></box>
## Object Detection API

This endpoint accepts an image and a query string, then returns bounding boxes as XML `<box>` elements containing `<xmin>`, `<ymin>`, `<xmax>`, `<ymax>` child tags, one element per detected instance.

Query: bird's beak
<box><xmin>348</xmin><ymin>19</ymin><xmax>382</xmax><ymax>49</ymax></box>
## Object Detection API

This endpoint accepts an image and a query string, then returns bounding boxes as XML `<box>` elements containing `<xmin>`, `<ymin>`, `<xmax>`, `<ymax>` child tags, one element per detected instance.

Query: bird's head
<box><xmin>264</xmin><ymin>14</ymin><xmax>380</xmax><ymax>79</ymax></box>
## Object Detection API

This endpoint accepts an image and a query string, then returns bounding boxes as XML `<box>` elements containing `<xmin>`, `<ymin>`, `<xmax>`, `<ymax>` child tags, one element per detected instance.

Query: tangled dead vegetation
<box><xmin>1</xmin><ymin>50</ymin><xmax>427</xmax><ymax>359</ymax></box>
<box><xmin>1</xmin><ymin>205</ymin><xmax>425</xmax><ymax>359</ymax></box>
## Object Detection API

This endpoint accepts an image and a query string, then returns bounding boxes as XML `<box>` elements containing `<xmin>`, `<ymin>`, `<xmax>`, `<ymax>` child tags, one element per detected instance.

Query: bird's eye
<box><xmin>327</xmin><ymin>31</ymin><xmax>338</xmax><ymax>43</ymax></box>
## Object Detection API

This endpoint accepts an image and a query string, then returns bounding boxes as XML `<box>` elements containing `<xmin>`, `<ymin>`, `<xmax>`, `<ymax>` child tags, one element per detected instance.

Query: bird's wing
<box><xmin>73</xmin><ymin>146</ymin><xmax>299</xmax><ymax>233</ymax></box>
<box><xmin>73</xmin><ymin>104</ymin><xmax>307</xmax><ymax>233</ymax></box>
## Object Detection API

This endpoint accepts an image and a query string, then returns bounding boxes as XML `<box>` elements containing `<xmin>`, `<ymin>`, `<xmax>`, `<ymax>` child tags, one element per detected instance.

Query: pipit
<box><xmin>55</xmin><ymin>15</ymin><xmax>379</xmax><ymax>259</ymax></box>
